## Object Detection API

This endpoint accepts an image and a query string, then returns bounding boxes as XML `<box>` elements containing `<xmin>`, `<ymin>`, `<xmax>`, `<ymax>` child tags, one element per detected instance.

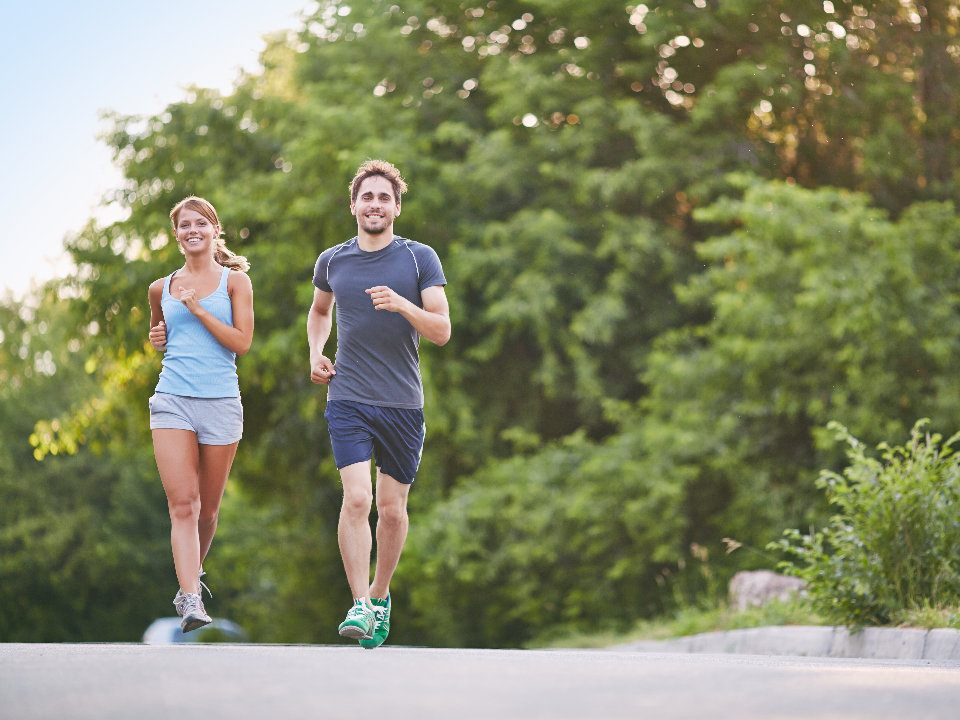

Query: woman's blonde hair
<box><xmin>169</xmin><ymin>196</ymin><xmax>250</xmax><ymax>272</ymax></box>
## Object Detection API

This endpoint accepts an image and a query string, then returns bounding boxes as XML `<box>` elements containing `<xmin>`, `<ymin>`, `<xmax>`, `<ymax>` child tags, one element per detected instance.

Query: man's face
<box><xmin>351</xmin><ymin>175</ymin><xmax>400</xmax><ymax>235</ymax></box>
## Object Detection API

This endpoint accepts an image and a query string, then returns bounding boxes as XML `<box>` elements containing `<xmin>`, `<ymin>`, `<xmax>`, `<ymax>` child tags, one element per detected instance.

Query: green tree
<box><xmin>648</xmin><ymin>179</ymin><xmax>960</xmax><ymax>549</ymax></box>
<box><xmin>401</xmin><ymin>179</ymin><xmax>960</xmax><ymax>645</ymax></box>
<box><xmin>0</xmin><ymin>289</ymin><xmax>174</xmax><ymax>641</ymax></box>
<box><xmin>9</xmin><ymin>0</ymin><xmax>960</xmax><ymax>644</ymax></box>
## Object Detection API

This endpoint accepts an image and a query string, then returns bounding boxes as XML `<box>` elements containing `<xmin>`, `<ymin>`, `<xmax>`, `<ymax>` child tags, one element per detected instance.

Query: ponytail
<box><xmin>214</xmin><ymin>240</ymin><xmax>250</xmax><ymax>272</ymax></box>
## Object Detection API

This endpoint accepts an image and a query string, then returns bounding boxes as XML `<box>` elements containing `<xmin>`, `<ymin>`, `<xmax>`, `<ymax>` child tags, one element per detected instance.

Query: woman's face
<box><xmin>175</xmin><ymin>208</ymin><xmax>219</xmax><ymax>256</ymax></box>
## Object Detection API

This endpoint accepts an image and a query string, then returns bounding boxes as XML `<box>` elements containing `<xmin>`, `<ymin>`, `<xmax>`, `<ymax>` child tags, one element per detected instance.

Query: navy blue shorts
<box><xmin>324</xmin><ymin>400</ymin><xmax>425</xmax><ymax>485</ymax></box>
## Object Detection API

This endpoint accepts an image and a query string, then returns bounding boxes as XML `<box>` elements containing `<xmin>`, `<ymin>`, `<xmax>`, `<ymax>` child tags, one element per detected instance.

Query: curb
<box><xmin>614</xmin><ymin>625</ymin><xmax>960</xmax><ymax>660</ymax></box>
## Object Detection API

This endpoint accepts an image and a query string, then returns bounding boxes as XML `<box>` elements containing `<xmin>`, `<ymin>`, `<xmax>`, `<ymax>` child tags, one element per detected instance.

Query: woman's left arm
<box><xmin>179</xmin><ymin>271</ymin><xmax>254</xmax><ymax>355</ymax></box>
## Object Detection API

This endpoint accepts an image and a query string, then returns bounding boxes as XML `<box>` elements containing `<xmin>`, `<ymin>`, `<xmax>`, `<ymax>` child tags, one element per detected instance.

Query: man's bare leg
<box><xmin>338</xmin><ymin>461</ymin><xmax>374</xmax><ymax>600</ymax></box>
<box><xmin>369</xmin><ymin>469</ymin><xmax>411</xmax><ymax>600</ymax></box>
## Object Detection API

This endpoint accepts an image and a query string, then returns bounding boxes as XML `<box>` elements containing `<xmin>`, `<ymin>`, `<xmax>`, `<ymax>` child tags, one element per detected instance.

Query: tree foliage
<box><xmin>401</xmin><ymin>180</ymin><xmax>960</xmax><ymax>644</ymax></box>
<box><xmin>4</xmin><ymin>0</ymin><xmax>960</xmax><ymax>644</ymax></box>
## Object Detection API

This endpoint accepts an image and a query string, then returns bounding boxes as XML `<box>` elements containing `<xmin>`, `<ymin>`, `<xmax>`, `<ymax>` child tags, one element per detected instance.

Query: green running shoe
<box><xmin>338</xmin><ymin>599</ymin><xmax>375</xmax><ymax>640</ymax></box>
<box><xmin>359</xmin><ymin>595</ymin><xmax>391</xmax><ymax>649</ymax></box>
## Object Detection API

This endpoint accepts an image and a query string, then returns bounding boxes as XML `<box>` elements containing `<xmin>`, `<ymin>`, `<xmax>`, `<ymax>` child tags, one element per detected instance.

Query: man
<box><xmin>308</xmin><ymin>159</ymin><xmax>450</xmax><ymax>648</ymax></box>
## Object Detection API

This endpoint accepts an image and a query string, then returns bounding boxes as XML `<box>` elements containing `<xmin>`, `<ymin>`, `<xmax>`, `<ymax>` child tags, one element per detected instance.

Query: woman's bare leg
<box><xmin>153</xmin><ymin>430</ymin><xmax>239</xmax><ymax>594</ymax></box>
<box><xmin>197</xmin><ymin>441</ymin><xmax>238</xmax><ymax>562</ymax></box>
<box><xmin>153</xmin><ymin>429</ymin><xmax>202</xmax><ymax>594</ymax></box>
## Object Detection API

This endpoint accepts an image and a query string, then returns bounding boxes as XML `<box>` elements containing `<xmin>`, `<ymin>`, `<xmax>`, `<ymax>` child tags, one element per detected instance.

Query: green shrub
<box><xmin>772</xmin><ymin>420</ymin><xmax>960</xmax><ymax>626</ymax></box>
<box><xmin>394</xmin><ymin>432</ymin><xmax>687</xmax><ymax>648</ymax></box>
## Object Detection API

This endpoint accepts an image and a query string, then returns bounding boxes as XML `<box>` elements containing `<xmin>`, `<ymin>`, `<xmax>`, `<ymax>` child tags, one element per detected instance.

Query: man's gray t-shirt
<box><xmin>313</xmin><ymin>236</ymin><xmax>446</xmax><ymax>409</ymax></box>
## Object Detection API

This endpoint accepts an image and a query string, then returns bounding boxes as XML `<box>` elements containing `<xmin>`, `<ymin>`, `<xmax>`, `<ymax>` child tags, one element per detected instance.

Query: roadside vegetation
<box><xmin>532</xmin><ymin>600</ymin><xmax>825</xmax><ymax>649</ymax></box>
<box><xmin>775</xmin><ymin>421</ymin><xmax>960</xmax><ymax>628</ymax></box>
<box><xmin>535</xmin><ymin>595</ymin><xmax>960</xmax><ymax>649</ymax></box>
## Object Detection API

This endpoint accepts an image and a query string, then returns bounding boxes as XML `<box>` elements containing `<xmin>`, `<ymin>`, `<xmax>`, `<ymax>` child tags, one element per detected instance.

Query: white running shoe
<box><xmin>177</xmin><ymin>593</ymin><xmax>212</xmax><ymax>633</ymax></box>
<box><xmin>173</xmin><ymin>568</ymin><xmax>212</xmax><ymax>616</ymax></box>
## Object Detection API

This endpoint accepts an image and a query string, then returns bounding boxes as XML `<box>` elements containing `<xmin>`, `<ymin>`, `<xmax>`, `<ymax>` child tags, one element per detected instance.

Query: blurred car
<box><xmin>142</xmin><ymin>617</ymin><xmax>248</xmax><ymax>645</ymax></box>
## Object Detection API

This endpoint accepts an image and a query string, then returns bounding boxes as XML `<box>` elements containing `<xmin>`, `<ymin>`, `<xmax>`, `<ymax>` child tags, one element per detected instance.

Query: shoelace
<box><xmin>199</xmin><ymin>568</ymin><xmax>212</xmax><ymax>599</ymax></box>
<box><xmin>347</xmin><ymin>602</ymin><xmax>371</xmax><ymax>620</ymax></box>
<box><xmin>181</xmin><ymin>593</ymin><xmax>206</xmax><ymax>617</ymax></box>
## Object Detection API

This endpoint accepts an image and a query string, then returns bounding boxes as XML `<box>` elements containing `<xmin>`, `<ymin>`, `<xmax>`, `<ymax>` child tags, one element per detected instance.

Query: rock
<box><xmin>729</xmin><ymin>570</ymin><xmax>806</xmax><ymax>611</ymax></box>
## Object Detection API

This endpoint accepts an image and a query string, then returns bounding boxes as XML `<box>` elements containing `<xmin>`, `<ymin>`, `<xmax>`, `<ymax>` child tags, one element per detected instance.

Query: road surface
<box><xmin>2</xmin><ymin>643</ymin><xmax>959</xmax><ymax>719</ymax></box>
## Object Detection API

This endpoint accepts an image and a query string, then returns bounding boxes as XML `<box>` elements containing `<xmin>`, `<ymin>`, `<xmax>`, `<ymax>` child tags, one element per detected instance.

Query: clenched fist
<box><xmin>179</xmin><ymin>288</ymin><xmax>203</xmax><ymax>315</ymax></box>
<box><xmin>311</xmin><ymin>355</ymin><xmax>336</xmax><ymax>384</ymax></box>
<box><xmin>150</xmin><ymin>321</ymin><xmax>167</xmax><ymax>351</ymax></box>
<box><xmin>366</xmin><ymin>286</ymin><xmax>411</xmax><ymax>313</ymax></box>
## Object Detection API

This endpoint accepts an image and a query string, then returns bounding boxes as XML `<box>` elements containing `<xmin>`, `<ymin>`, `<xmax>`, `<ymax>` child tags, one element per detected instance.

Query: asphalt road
<box><xmin>2</xmin><ymin>643</ymin><xmax>959</xmax><ymax>719</ymax></box>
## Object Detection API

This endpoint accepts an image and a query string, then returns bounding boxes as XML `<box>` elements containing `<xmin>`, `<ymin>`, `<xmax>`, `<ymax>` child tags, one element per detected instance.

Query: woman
<box><xmin>147</xmin><ymin>196</ymin><xmax>254</xmax><ymax>632</ymax></box>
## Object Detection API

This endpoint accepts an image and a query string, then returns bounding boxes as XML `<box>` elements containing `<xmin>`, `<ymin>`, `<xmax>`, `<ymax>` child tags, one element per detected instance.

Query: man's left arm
<box><xmin>365</xmin><ymin>285</ymin><xmax>451</xmax><ymax>346</ymax></box>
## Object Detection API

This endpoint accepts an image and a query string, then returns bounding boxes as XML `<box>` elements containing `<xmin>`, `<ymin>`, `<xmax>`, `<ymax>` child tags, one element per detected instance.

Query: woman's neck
<box><xmin>181</xmin><ymin>253</ymin><xmax>221</xmax><ymax>275</ymax></box>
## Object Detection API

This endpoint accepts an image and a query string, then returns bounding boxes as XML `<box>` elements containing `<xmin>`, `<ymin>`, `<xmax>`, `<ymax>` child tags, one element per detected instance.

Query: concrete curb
<box><xmin>614</xmin><ymin>625</ymin><xmax>960</xmax><ymax>660</ymax></box>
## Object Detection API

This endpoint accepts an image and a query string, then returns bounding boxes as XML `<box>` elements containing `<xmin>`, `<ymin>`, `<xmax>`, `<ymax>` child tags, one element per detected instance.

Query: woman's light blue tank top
<box><xmin>156</xmin><ymin>265</ymin><xmax>240</xmax><ymax>398</ymax></box>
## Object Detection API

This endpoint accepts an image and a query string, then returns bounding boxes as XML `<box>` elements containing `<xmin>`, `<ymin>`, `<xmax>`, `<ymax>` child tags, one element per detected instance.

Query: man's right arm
<box><xmin>308</xmin><ymin>287</ymin><xmax>336</xmax><ymax>385</ymax></box>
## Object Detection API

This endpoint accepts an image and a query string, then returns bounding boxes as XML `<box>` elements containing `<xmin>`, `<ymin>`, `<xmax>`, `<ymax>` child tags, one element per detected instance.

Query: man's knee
<box><xmin>342</xmin><ymin>486</ymin><xmax>373</xmax><ymax>517</ymax></box>
<box><xmin>376</xmin><ymin>498</ymin><xmax>408</xmax><ymax>526</ymax></box>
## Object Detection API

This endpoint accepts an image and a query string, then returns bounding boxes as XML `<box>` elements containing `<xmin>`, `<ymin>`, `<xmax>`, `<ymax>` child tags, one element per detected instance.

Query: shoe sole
<box><xmin>339</xmin><ymin>624</ymin><xmax>373</xmax><ymax>640</ymax></box>
<box><xmin>182</xmin><ymin>616</ymin><xmax>212</xmax><ymax>633</ymax></box>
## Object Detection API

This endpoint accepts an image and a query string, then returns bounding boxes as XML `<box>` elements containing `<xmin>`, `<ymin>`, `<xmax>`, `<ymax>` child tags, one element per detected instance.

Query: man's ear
<box><xmin>395</xmin><ymin>202</ymin><xmax>401</xmax><ymax>217</ymax></box>
<box><xmin>350</xmin><ymin>202</ymin><xmax>356</xmax><ymax>216</ymax></box>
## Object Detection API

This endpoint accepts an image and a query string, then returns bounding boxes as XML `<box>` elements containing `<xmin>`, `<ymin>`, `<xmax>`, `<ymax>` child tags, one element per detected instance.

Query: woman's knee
<box><xmin>198</xmin><ymin>507</ymin><xmax>219</xmax><ymax>525</ymax></box>
<box><xmin>168</xmin><ymin>495</ymin><xmax>200</xmax><ymax>523</ymax></box>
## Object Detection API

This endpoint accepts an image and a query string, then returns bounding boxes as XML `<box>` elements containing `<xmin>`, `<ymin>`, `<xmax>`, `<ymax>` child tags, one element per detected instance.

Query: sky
<box><xmin>0</xmin><ymin>0</ymin><xmax>312</xmax><ymax>300</ymax></box>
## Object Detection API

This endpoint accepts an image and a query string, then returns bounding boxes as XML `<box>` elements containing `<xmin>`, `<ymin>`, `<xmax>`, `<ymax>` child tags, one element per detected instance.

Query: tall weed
<box><xmin>772</xmin><ymin>420</ymin><xmax>960</xmax><ymax>626</ymax></box>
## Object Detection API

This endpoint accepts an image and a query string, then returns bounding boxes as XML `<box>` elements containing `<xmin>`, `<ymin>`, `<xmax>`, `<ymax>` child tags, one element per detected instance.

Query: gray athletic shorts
<box><xmin>149</xmin><ymin>392</ymin><xmax>243</xmax><ymax>445</ymax></box>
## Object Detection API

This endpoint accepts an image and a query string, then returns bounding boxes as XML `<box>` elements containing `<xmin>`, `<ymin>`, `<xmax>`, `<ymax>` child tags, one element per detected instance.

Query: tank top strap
<box><xmin>162</xmin><ymin>272</ymin><xmax>175</xmax><ymax>300</ymax></box>
<box><xmin>217</xmin><ymin>265</ymin><xmax>230</xmax><ymax>293</ymax></box>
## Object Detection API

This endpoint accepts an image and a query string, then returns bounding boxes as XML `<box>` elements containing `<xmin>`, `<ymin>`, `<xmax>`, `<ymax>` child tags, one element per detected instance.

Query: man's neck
<box><xmin>357</xmin><ymin>225</ymin><xmax>395</xmax><ymax>252</ymax></box>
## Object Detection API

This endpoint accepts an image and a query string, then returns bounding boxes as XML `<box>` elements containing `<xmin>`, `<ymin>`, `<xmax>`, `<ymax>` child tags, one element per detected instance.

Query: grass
<box><xmin>529</xmin><ymin>600</ymin><xmax>825</xmax><ymax>649</ymax></box>
<box><xmin>891</xmin><ymin>602</ymin><xmax>960</xmax><ymax>631</ymax></box>
<box><xmin>531</xmin><ymin>598</ymin><xmax>960</xmax><ymax>649</ymax></box>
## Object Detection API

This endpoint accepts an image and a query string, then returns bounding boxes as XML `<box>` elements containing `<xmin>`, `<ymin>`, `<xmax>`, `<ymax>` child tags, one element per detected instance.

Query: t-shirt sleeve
<box><xmin>313</xmin><ymin>248</ymin><xmax>333</xmax><ymax>292</ymax></box>
<box><xmin>413</xmin><ymin>244</ymin><xmax>447</xmax><ymax>291</ymax></box>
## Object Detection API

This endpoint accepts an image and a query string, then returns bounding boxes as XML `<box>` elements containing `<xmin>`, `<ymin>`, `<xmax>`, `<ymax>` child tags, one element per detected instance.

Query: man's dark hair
<box><xmin>349</xmin><ymin>159</ymin><xmax>408</xmax><ymax>204</ymax></box>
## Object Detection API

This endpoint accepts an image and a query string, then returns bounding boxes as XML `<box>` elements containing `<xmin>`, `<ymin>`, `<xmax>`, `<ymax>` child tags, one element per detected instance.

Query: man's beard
<box><xmin>360</xmin><ymin>216</ymin><xmax>389</xmax><ymax>234</ymax></box>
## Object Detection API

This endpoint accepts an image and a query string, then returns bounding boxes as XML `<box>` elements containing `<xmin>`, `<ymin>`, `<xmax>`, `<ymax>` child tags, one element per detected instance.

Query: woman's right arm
<box><xmin>148</xmin><ymin>279</ymin><xmax>167</xmax><ymax>351</ymax></box>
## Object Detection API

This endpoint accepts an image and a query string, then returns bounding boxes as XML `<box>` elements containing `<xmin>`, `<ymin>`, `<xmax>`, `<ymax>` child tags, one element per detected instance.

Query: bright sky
<box><xmin>0</xmin><ymin>0</ymin><xmax>311</xmax><ymax>300</ymax></box>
